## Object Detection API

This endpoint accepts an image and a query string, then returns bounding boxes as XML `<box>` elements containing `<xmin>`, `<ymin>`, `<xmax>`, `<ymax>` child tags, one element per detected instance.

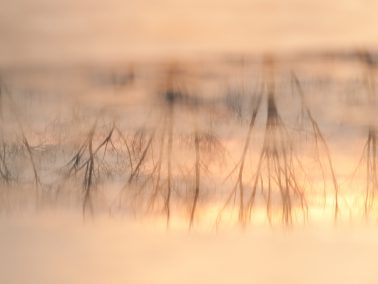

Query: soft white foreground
<box><xmin>1</xmin><ymin>212</ymin><xmax>378</xmax><ymax>284</ymax></box>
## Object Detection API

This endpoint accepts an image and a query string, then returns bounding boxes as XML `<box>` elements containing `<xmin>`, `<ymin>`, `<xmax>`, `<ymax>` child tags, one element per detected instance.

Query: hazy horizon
<box><xmin>1</xmin><ymin>0</ymin><xmax>378</xmax><ymax>65</ymax></box>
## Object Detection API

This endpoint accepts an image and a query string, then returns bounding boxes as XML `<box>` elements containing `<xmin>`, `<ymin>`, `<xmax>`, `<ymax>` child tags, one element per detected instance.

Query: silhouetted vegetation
<box><xmin>1</xmin><ymin>52</ymin><xmax>378</xmax><ymax>228</ymax></box>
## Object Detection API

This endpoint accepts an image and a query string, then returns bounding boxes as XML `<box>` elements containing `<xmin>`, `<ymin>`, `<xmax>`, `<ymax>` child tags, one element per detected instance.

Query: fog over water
<box><xmin>1</xmin><ymin>0</ymin><xmax>378</xmax><ymax>65</ymax></box>
<box><xmin>1</xmin><ymin>0</ymin><xmax>378</xmax><ymax>283</ymax></box>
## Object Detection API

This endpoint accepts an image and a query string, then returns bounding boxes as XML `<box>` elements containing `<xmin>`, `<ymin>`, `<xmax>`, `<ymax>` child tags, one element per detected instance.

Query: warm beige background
<box><xmin>1</xmin><ymin>0</ymin><xmax>378</xmax><ymax>65</ymax></box>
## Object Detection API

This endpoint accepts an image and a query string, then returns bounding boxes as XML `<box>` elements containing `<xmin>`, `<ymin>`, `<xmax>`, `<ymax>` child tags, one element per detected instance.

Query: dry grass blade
<box><xmin>217</xmin><ymin>87</ymin><xmax>263</xmax><ymax>226</ymax></box>
<box><xmin>291</xmin><ymin>73</ymin><xmax>339</xmax><ymax>221</ymax></box>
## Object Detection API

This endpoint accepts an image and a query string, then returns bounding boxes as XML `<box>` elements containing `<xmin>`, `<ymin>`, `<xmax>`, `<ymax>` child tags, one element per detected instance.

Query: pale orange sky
<box><xmin>1</xmin><ymin>0</ymin><xmax>378</xmax><ymax>65</ymax></box>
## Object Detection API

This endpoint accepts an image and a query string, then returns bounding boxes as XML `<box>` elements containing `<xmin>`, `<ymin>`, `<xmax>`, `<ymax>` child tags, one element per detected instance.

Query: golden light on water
<box><xmin>2</xmin><ymin>0</ymin><xmax>378</xmax><ymax>283</ymax></box>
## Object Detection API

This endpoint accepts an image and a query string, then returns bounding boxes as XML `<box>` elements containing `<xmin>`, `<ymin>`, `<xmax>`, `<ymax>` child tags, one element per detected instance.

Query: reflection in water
<box><xmin>0</xmin><ymin>52</ymin><xmax>378</xmax><ymax>228</ymax></box>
